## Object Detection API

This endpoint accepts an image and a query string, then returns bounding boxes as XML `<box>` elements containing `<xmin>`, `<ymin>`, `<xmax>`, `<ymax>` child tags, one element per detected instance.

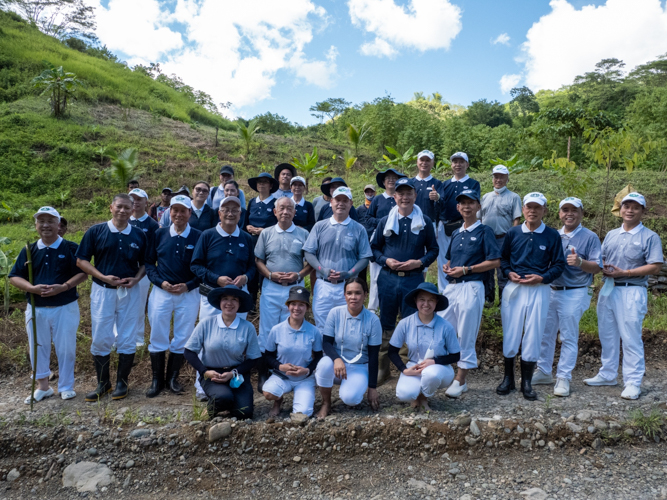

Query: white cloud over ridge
<box><xmin>520</xmin><ymin>0</ymin><xmax>667</xmax><ymax>91</ymax></box>
<box><xmin>89</xmin><ymin>0</ymin><xmax>337</xmax><ymax>114</ymax></box>
<box><xmin>349</xmin><ymin>0</ymin><xmax>462</xmax><ymax>58</ymax></box>
<box><xmin>499</xmin><ymin>74</ymin><xmax>521</xmax><ymax>93</ymax></box>
<box><xmin>492</xmin><ymin>33</ymin><xmax>510</xmax><ymax>46</ymax></box>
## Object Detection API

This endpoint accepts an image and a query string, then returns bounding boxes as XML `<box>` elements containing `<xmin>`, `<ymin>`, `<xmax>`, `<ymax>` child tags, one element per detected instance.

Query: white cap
<box><xmin>290</xmin><ymin>176</ymin><xmax>306</xmax><ymax>186</ymax></box>
<box><xmin>492</xmin><ymin>165</ymin><xmax>509</xmax><ymax>175</ymax></box>
<box><xmin>621</xmin><ymin>192</ymin><xmax>646</xmax><ymax>207</ymax></box>
<box><xmin>450</xmin><ymin>151</ymin><xmax>469</xmax><ymax>162</ymax></box>
<box><xmin>129</xmin><ymin>188</ymin><xmax>149</xmax><ymax>199</ymax></box>
<box><xmin>170</xmin><ymin>195</ymin><xmax>192</xmax><ymax>209</ymax></box>
<box><xmin>220</xmin><ymin>196</ymin><xmax>241</xmax><ymax>208</ymax></box>
<box><xmin>417</xmin><ymin>150</ymin><xmax>434</xmax><ymax>160</ymax></box>
<box><xmin>559</xmin><ymin>197</ymin><xmax>583</xmax><ymax>210</ymax></box>
<box><xmin>523</xmin><ymin>192</ymin><xmax>547</xmax><ymax>206</ymax></box>
<box><xmin>33</xmin><ymin>206</ymin><xmax>61</xmax><ymax>221</ymax></box>
<box><xmin>332</xmin><ymin>186</ymin><xmax>353</xmax><ymax>200</ymax></box>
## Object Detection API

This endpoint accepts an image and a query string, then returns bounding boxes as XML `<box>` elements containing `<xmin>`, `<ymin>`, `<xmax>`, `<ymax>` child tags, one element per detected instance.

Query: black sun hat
<box><xmin>207</xmin><ymin>285</ymin><xmax>254</xmax><ymax>313</ymax></box>
<box><xmin>404</xmin><ymin>282</ymin><xmax>449</xmax><ymax>312</ymax></box>
<box><xmin>248</xmin><ymin>172</ymin><xmax>279</xmax><ymax>193</ymax></box>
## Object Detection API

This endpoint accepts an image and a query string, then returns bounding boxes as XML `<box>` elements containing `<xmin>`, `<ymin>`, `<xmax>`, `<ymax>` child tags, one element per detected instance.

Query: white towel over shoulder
<box><xmin>383</xmin><ymin>204</ymin><xmax>426</xmax><ymax>237</ymax></box>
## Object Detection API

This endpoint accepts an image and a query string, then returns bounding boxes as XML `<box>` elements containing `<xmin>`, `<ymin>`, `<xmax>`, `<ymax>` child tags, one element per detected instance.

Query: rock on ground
<box><xmin>208</xmin><ymin>422</ymin><xmax>232</xmax><ymax>443</ymax></box>
<box><xmin>62</xmin><ymin>461</ymin><xmax>114</xmax><ymax>492</ymax></box>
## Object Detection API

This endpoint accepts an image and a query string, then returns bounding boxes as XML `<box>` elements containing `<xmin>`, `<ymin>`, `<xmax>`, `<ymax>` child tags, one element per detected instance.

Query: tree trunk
<box><xmin>567</xmin><ymin>136</ymin><xmax>571</xmax><ymax>162</ymax></box>
<box><xmin>598</xmin><ymin>159</ymin><xmax>612</xmax><ymax>237</ymax></box>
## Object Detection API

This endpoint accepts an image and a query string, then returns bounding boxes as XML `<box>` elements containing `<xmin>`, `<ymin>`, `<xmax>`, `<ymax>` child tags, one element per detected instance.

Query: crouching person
<box><xmin>184</xmin><ymin>285</ymin><xmax>261</xmax><ymax>419</ymax></box>
<box><xmin>315</xmin><ymin>278</ymin><xmax>381</xmax><ymax>418</ymax></box>
<box><xmin>389</xmin><ymin>283</ymin><xmax>460</xmax><ymax>410</ymax></box>
<box><xmin>10</xmin><ymin>207</ymin><xmax>88</xmax><ymax>403</ymax></box>
<box><xmin>262</xmin><ymin>286</ymin><xmax>322</xmax><ymax>417</ymax></box>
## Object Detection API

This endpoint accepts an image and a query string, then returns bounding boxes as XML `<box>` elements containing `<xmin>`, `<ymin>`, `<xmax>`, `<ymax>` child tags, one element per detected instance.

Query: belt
<box><xmin>448</xmin><ymin>278</ymin><xmax>482</xmax><ymax>285</ymax></box>
<box><xmin>387</xmin><ymin>269</ymin><xmax>423</xmax><ymax>277</ymax></box>
<box><xmin>495</xmin><ymin>234</ymin><xmax>506</xmax><ymax>239</ymax></box>
<box><xmin>269</xmin><ymin>279</ymin><xmax>302</xmax><ymax>287</ymax></box>
<box><xmin>550</xmin><ymin>285</ymin><xmax>586</xmax><ymax>291</ymax></box>
<box><xmin>614</xmin><ymin>282</ymin><xmax>645</xmax><ymax>287</ymax></box>
<box><xmin>321</xmin><ymin>278</ymin><xmax>344</xmax><ymax>284</ymax></box>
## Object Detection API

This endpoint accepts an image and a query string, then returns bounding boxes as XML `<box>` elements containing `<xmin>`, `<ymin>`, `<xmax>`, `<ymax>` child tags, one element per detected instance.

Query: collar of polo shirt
<box><xmin>275</xmin><ymin>223</ymin><xmax>296</xmax><ymax>233</ymax></box>
<box><xmin>558</xmin><ymin>224</ymin><xmax>583</xmax><ymax>239</ymax></box>
<box><xmin>462</xmin><ymin>220</ymin><xmax>481</xmax><ymax>232</ymax></box>
<box><xmin>107</xmin><ymin>220</ymin><xmax>132</xmax><ymax>234</ymax></box>
<box><xmin>415</xmin><ymin>314</ymin><xmax>437</xmax><ymax>328</ymax></box>
<box><xmin>415</xmin><ymin>174</ymin><xmax>433</xmax><ymax>182</ymax></box>
<box><xmin>399</xmin><ymin>211</ymin><xmax>414</xmax><ymax>220</ymax></box>
<box><xmin>37</xmin><ymin>236</ymin><xmax>63</xmax><ymax>250</ymax></box>
<box><xmin>451</xmin><ymin>174</ymin><xmax>470</xmax><ymax>183</ymax></box>
<box><xmin>130</xmin><ymin>213</ymin><xmax>149</xmax><ymax>222</ymax></box>
<box><xmin>620</xmin><ymin>221</ymin><xmax>644</xmax><ymax>235</ymax></box>
<box><xmin>294</xmin><ymin>197</ymin><xmax>305</xmax><ymax>206</ymax></box>
<box><xmin>329</xmin><ymin>216</ymin><xmax>351</xmax><ymax>226</ymax></box>
<box><xmin>170</xmin><ymin>223</ymin><xmax>191</xmax><ymax>238</ymax></box>
<box><xmin>256</xmin><ymin>193</ymin><xmax>275</xmax><ymax>204</ymax></box>
<box><xmin>217</xmin><ymin>315</ymin><xmax>240</xmax><ymax>329</ymax></box>
<box><xmin>381</xmin><ymin>192</ymin><xmax>392</xmax><ymax>199</ymax></box>
<box><xmin>521</xmin><ymin>221</ymin><xmax>546</xmax><ymax>234</ymax></box>
<box><xmin>216</xmin><ymin>224</ymin><xmax>240</xmax><ymax>238</ymax></box>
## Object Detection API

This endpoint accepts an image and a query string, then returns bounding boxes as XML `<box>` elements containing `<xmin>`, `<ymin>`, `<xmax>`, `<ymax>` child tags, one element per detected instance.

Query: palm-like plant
<box><xmin>376</xmin><ymin>146</ymin><xmax>418</xmax><ymax>172</ymax></box>
<box><xmin>339</xmin><ymin>150</ymin><xmax>358</xmax><ymax>173</ymax></box>
<box><xmin>347</xmin><ymin>123</ymin><xmax>371</xmax><ymax>156</ymax></box>
<box><xmin>107</xmin><ymin>148</ymin><xmax>141</xmax><ymax>188</ymax></box>
<box><xmin>236</xmin><ymin>118</ymin><xmax>260</xmax><ymax>156</ymax></box>
<box><xmin>31</xmin><ymin>64</ymin><xmax>84</xmax><ymax>118</ymax></box>
<box><xmin>290</xmin><ymin>147</ymin><xmax>329</xmax><ymax>192</ymax></box>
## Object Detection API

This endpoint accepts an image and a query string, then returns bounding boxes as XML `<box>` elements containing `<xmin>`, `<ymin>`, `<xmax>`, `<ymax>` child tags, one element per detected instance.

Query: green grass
<box><xmin>629</xmin><ymin>408</ymin><xmax>664</xmax><ymax>440</ymax></box>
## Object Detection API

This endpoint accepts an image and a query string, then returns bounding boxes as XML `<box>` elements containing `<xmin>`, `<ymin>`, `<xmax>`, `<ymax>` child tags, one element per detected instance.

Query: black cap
<box><xmin>162</xmin><ymin>187</ymin><xmax>173</xmax><ymax>193</ymax></box>
<box><xmin>220</xmin><ymin>165</ymin><xmax>235</xmax><ymax>176</ymax></box>
<box><xmin>285</xmin><ymin>285</ymin><xmax>311</xmax><ymax>306</ymax></box>
<box><xmin>274</xmin><ymin>163</ymin><xmax>297</xmax><ymax>179</ymax></box>
<box><xmin>321</xmin><ymin>177</ymin><xmax>347</xmax><ymax>196</ymax></box>
<box><xmin>404</xmin><ymin>282</ymin><xmax>449</xmax><ymax>312</ymax></box>
<box><xmin>207</xmin><ymin>285</ymin><xmax>254</xmax><ymax>313</ymax></box>
<box><xmin>174</xmin><ymin>185</ymin><xmax>191</xmax><ymax>198</ymax></box>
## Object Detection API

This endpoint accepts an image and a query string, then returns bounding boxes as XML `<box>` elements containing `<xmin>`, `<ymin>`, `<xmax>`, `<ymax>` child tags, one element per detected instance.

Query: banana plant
<box><xmin>31</xmin><ymin>63</ymin><xmax>84</xmax><ymax>118</ymax></box>
<box><xmin>376</xmin><ymin>146</ymin><xmax>418</xmax><ymax>172</ymax></box>
<box><xmin>106</xmin><ymin>148</ymin><xmax>141</xmax><ymax>188</ymax></box>
<box><xmin>236</xmin><ymin>118</ymin><xmax>260</xmax><ymax>156</ymax></box>
<box><xmin>0</xmin><ymin>202</ymin><xmax>29</xmax><ymax>223</ymax></box>
<box><xmin>290</xmin><ymin>147</ymin><xmax>329</xmax><ymax>192</ymax></box>
<box><xmin>0</xmin><ymin>237</ymin><xmax>12</xmax><ymax>315</ymax></box>
<box><xmin>339</xmin><ymin>150</ymin><xmax>358</xmax><ymax>172</ymax></box>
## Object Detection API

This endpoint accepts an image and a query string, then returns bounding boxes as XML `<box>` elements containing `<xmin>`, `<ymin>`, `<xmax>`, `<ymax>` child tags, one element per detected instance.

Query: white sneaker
<box><xmin>60</xmin><ymin>390</ymin><xmax>76</xmax><ymax>400</ymax></box>
<box><xmin>445</xmin><ymin>380</ymin><xmax>468</xmax><ymax>398</ymax></box>
<box><xmin>553</xmin><ymin>378</ymin><xmax>570</xmax><ymax>397</ymax></box>
<box><xmin>583</xmin><ymin>374</ymin><xmax>618</xmax><ymax>386</ymax></box>
<box><xmin>621</xmin><ymin>384</ymin><xmax>641</xmax><ymax>400</ymax></box>
<box><xmin>24</xmin><ymin>387</ymin><xmax>54</xmax><ymax>404</ymax></box>
<box><xmin>532</xmin><ymin>370</ymin><xmax>554</xmax><ymax>385</ymax></box>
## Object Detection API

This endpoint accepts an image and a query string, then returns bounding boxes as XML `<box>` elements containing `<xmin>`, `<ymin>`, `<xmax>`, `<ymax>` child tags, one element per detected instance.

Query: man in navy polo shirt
<box><xmin>439</xmin><ymin>190</ymin><xmax>501</xmax><ymax>398</ymax></box>
<box><xmin>436</xmin><ymin>152</ymin><xmax>481</xmax><ymax>293</ymax></box>
<box><xmin>10</xmin><ymin>207</ymin><xmax>88</xmax><ymax>403</ymax></box>
<box><xmin>371</xmin><ymin>177</ymin><xmax>438</xmax><ymax>385</ymax></box>
<box><xmin>412</xmin><ymin>150</ymin><xmax>442</xmax><ymax>223</ymax></box>
<box><xmin>274</xmin><ymin>163</ymin><xmax>296</xmax><ymax>198</ymax></box>
<box><xmin>128</xmin><ymin>188</ymin><xmax>159</xmax><ymax>347</ymax></box>
<box><xmin>145</xmin><ymin>195</ymin><xmax>202</xmax><ymax>397</ymax></box>
<box><xmin>207</xmin><ymin>165</ymin><xmax>246</xmax><ymax>209</ymax></box>
<box><xmin>496</xmin><ymin>192</ymin><xmax>565</xmax><ymax>400</ymax></box>
<box><xmin>316</xmin><ymin>178</ymin><xmax>361</xmax><ymax>222</ymax></box>
<box><xmin>76</xmin><ymin>194</ymin><xmax>148</xmax><ymax>401</ymax></box>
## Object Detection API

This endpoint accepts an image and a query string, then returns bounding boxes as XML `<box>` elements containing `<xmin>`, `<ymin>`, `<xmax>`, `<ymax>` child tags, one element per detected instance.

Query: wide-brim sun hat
<box><xmin>404</xmin><ymin>282</ymin><xmax>449</xmax><ymax>312</ymax></box>
<box><xmin>321</xmin><ymin>177</ymin><xmax>347</xmax><ymax>196</ymax></box>
<box><xmin>376</xmin><ymin>168</ymin><xmax>408</xmax><ymax>190</ymax></box>
<box><xmin>207</xmin><ymin>285</ymin><xmax>254</xmax><ymax>313</ymax></box>
<box><xmin>274</xmin><ymin>163</ymin><xmax>297</xmax><ymax>179</ymax></box>
<box><xmin>248</xmin><ymin>172</ymin><xmax>279</xmax><ymax>193</ymax></box>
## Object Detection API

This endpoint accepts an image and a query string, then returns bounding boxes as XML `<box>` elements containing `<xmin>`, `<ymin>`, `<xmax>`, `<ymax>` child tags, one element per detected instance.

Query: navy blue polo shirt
<box><xmin>9</xmin><ymin>237</ymin><xmax>81</xmax><ymax>307</ymax></box>
<box><xmin>365</xmin><ymin>193</ymin><xmax>396</xmax><ymax>233</ymax></box>
<box><xmin>500</xmin><ymin>222</ymin><xmax>566</xmax><ymax>285</ymax></box>
<box><xmin>316</xmin><ymin>204</ymin><xmax>360</xmax><ymax>223</ymax></box>
<box><xmin>445</xmin><ymin>221</ymin><xmax>501</xmax><ymax>282</ymax></box>
<box><xmin>371</xmin><ymin>213</ymin><xmax>438</xmax><ymax>269</ymax></box>
<box><xmin>145</xmin><ymin>224</ymin><xmax>202</xmax><ymax>291</ymax></box>
<box><xmin>129</xmin><ymin>213</ymin><xmax>159</xmax><ymax>251</ymax></box>
<box><xmin>437</xmin><ymin>176</ymin><xmax>481</xmax><ymax>223</ymax></box>
<box><xmin>293</xmin><ymin>199</ymin><xmax>315</xmax><ymax>231</ymax></box>
<box><xmin>190</xmin><ymin>225</ymin><xmax>256</xmax><ymax>287</ymax></box>
<box><xmin>189</xmin><ymin>203</ymin><xmax>218</xmax><ymax>232</ymax></box>
<box><xmin>76</xmin><ymin>221</ymin><xmax>147</xmax><ymax>287</ymax></box>
<box><xmin>412</xmin><ymin>176</ymin><xmax>442</xmax><ymax>221</ymax></box>
<box><xmin>245</xmin><ymin>195</ymin><xmax>278</xmax><ymax>229</ymax></box>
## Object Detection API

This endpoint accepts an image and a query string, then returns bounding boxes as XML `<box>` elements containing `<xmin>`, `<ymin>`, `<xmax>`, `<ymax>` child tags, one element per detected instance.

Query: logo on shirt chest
<box><xmin>239</xmin><ymin>243</ymin><xmax>245</xmax><ymax>247</ymax></box>
<box><xmin>142</xmin><ymin>228</ymin><xmax>148</xmax><ymax>232</ymax></box>
<box><xmin>186</xmin><ymin>245</ymin><xmax>195</xmax><ymax>250</ymax></box>
<box><xmin>130</xmin><ymin>243</ymin><xmax>139</xmax><ymax>249</ymax></box>
<box><xmin>470</xmin><ymin>237</ymin><xmax>477</xmax><ymax>241</ymax></box>
<box><xmin>58</xmin><ymin>254</ymin><xmax>65</xmax><ymax>258</ymax></box>
<box><xmin>539</xmin><ymin>245</ymin><xmax>546</xmax><ymax>251</ymax></box>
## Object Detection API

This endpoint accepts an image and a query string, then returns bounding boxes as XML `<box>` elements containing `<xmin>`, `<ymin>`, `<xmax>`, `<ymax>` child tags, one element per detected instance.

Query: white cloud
<box><xmin>349</xmin><ymin>0</ymin><xmax>462</xmax><ymax>58</ymax></box>
<box><xmin>492</xmin><ymin>33</ymin><xmax>510</xmax><ymax>46</ymax></box>
<box><xmin>89</xmin><ymin>0</ymin><xmax>337</xmax><ymax>113</ymax></box>
<box><xmin>520</xmin><ymin>0</ymin><xmax>667</xmax><ymax>91</ymax></box>
<box><xmin>499</xmin><ymin>74</ymin><xmax>522</xmax><ymax>93</ymax></box>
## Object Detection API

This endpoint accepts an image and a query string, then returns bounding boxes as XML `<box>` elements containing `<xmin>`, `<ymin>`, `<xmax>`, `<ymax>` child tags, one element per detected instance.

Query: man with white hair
<box><xmin>304</xmin><ymin>186</ymin><xmax>372</xmax><ymax>331</ymax></box>
<box><xmin>532</xmin><ymin>197</ymin><xmax>602</xmax><ymax>397</ymax></box>
<box><xmin>479</xmin><ymin>165</ymin><xmax>522</xmax><ymax>305</ymax></box>
<box><xmin>10</xmin><ymin>207</ymin><xmax>88</xmax><ymax>403</ymax></box>
<box><xmin>584</xmin><ymin>192</ymin><xmax>663</xmax><ymax>400</ymax></box>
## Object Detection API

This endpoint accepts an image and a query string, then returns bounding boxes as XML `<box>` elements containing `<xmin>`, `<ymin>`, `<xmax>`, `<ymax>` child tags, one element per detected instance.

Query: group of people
<box><xmin>10</xmin><ymin>151</ymin><xmax>663</xmax><ymax>419</ymax></box>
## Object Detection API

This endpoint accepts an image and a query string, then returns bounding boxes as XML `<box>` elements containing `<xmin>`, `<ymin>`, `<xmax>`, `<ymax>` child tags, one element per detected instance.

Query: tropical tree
<box><xmin>9</xmin><ymin>0</ymin><xmax>97</xmax><ymax>40</ymax></box>
<box><xmin>290</xmin><ymin>147</ymin><xmax>328</xmax><ymax>191</ymax></box>
<box><xmin>107</xmin><ymin>148</ymin><xmax>141</xmax><ymax>188</ymax></box>
<box><xmin>347</xmin><ymin>122</ymin><xmax>371</xmax><ymax>156</ymax></box>
<box><xmin>236</xmin><ymin>118</ymin><xmax>260</xmax><ymax>156</ymax></box>
<box><xmin>31</xmin><ymin>64</ymin><xmax>84</xmax><ymax>118</ymax></box>
<box><xmin>376</xmin><ymin>146</ymin><xmax>418</xmax><ymax>172</ymax></box>
<box><xmin>309</xmin><ymin>98</ymin><xmax>351</xmax><ymax>128</ymax></box>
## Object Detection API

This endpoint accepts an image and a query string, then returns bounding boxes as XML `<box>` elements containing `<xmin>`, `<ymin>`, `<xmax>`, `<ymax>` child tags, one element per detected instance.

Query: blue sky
<box><xmin>89</xmin><ymin>0</ymin><xmax>667</xmax><ymax>125</ymax></box>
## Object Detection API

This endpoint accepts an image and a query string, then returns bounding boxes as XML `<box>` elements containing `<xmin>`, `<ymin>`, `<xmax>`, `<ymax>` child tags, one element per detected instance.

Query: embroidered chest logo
<box><xmin>130</xmin><ymin>243</ymin><xmax>139</xmax><ymax>249</ymax></box>
<box><xmin>539</xmin><ymin>245</ymin><xmax>546</xmax><ymax>250</ymax></box>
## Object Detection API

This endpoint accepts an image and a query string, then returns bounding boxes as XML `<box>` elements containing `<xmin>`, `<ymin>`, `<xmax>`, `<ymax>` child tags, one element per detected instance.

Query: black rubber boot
<box><xmin>85</xmin><ymin>354</ymin><xmax>112</xmax><ymax>402</ymax></box>
<box><xmin>165</xmin><ymin>352</ymin><xmax>185</xmax><ymax>394</ymax></box>
<box><xmin>520</xmin><ymin>359</ymin><xmax>538</xmax><ymax>401</ymax></box>
<box><xmin>146</xmin><ymin>351</ymin><xmax>165</xmax><ymax>398</ymax></box>
<box><xmin>496</xmin><ymin>356</ymin><xmax>516</xmax><ymax>395</ymax></box>
<box><xmin>111</xmin><ymin>353</ymin><xmax>135</xmax><ymax>400</ymax></box>
<box><xmin>256</xmin><ymin>357</ymin><xmax>269</xmax><ymax>394</ymax></box>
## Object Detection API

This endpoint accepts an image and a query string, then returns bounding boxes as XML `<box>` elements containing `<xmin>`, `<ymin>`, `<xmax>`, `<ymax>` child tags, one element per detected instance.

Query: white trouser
<box><xmin>436</xmin><ymin>222</ymin><xmax>451</xmax><ymax>293</ymax></box>
<box><xmin>396</xmin><ymin>361</ymin><xmax>454</xmax><ymax>401</ymax></box>
<box><xmin>147</xmin><ymin>286</ymin><xmax>200</xmax><ymax>354</ymax></box>
<box><xmin>596</xmin><ymin>286</ymin><xmax>648</xmax><ymax>387</ymax></box>
<box><xmin>134</xmin><ymin>275</ymin><xmax>151</xmax><ymax>344</ymax></box>
<box><xmin>439</xmin><ymin>281</ymin><xmax>484</xmax><ymax>369</ymax></box>
<box><xmin>315</xmin><ymin>357</ymin><xmax>368</xmax><ymax>406</ymax></box>
<box><xmin>258</xmin><ymin>278</ymin><xmax>293</xmax><ymax>350</ymax></box>
<box><xmin>367</xmin><ymin>262</ymin><xmax>381</xmax><ymax>313</ymax></box>
<box><xmin>90</xmin><ymin>282</ymin><xmax>143</xmax><ymax>355</ymax></box>
<box><xmin>537</xmin><ymin>287</ymin><xmax>591</xmax><ymax>380</ymax></box>
<box><xmin>262</xmin><ymin>374</ymin><xmax>316</xmax><ymax>416</ymax></box>
<box><xmin>501</xmin><ymin>283</ymin><xmax>550</xmax><ymax>361</ymax></box>
<box><xmin>312</xmin><ymin>279</ymin><xmax>346</xmax><ymax>332</ymax></box>
<box><xmin>25</xmin><ymin>301</ymin><xmax>79</xmax><ymax>392</ymax></box>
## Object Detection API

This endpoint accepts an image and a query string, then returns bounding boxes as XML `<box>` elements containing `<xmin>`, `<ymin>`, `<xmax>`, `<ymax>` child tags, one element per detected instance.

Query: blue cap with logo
<box><xmin>395</xmin><ymin>177</ymin><xmax>415</xmax><ymax>190</ymax></box>
<box><xmin>456</xmin><ymin>189</ymin><xmax>480</xmax><ymax>202</ymax></box>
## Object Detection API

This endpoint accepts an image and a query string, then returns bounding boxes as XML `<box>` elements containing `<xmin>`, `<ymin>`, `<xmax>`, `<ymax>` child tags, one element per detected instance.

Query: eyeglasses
<box><xmin>220</xmin><ymin>208</ymin><xmax>240</xmax><ymax>215</ymax></box>
<box><xmin>194</xmin><ymin>187</ymin><xmax>209</xmax><ymax>194</ymax></box>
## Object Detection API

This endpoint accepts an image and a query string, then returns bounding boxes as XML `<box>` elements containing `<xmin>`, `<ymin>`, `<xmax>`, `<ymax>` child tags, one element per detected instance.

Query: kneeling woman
<box><xmin>315</xmin><ymin>278</ymin><xmax>382</xmax><ymax>418</ymax></box>
<box><xmin>389</xmin><ymin>282</ymin><xmax>461</xmax><ymax>410</ymax></box>
<box><xmin>184</xmin><ymin>285</ymin><xmax>261</xmax><ymax>419</ymax></box>
<box><xmin>262</xmin><ymin>286</ymin><xmax>322</xmax><ymax>417</ymax></box>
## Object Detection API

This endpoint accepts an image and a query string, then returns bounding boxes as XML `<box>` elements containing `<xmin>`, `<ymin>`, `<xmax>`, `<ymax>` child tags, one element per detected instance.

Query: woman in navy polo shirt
<box><xmin>290</xmin><ymin>176</ymin><xmax>315</xmax><ymax>231</ymax></box>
